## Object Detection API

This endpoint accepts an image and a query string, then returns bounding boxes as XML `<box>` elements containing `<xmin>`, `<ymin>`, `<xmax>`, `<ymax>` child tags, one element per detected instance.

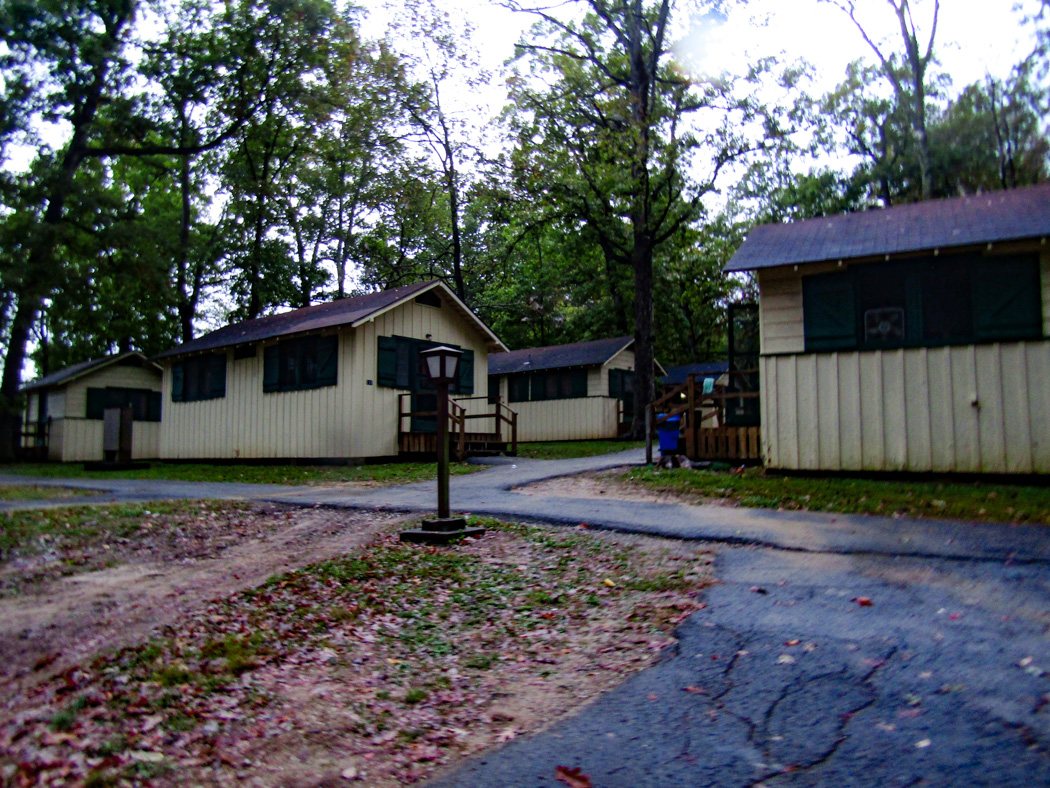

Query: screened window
<box><xmin>507</xmin><ymin>369</ymin><xmax>587</xmax><ymax>402</ymax></box>
<box><xmin>608</xmin><ymin>369</ymin><xmax>634</xmax><ymax>399</ymax></box>
<box><xmin>263</xmin><ymin>335</ymin><xmax>338</xmax><ymax>393</ymax></box>
<box><xmin>86</xmin><ymin>387</ymin><xmax>161</xmax><ymax>421</ymax></box>
<box><xmin>376</xmin><ymin>336</ymin><xmax>474</xmax><ymax>395</ymax></box>
<box><xmin>802</xmin><ymin>255</ymin><xmax>1043</xmax><ymax>352</ymax></box>
<box><xmin>171</xmin><ymin>354</ymin><xmax>227</xmax><ymax>402</ymax></box>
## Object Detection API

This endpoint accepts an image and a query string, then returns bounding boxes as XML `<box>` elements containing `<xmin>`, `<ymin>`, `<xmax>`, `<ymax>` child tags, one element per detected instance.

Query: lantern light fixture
<box><xmin>420</xmin><ymin>345</ymin><xmax>462</xmax><ymax>386</ymax></box>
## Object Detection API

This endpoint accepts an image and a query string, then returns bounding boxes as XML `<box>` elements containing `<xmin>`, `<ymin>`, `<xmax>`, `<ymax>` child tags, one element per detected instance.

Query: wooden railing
<box><xmin>647</xmin><ymin>373</ymin><xmax>760</xmax><ymax>463</ymax></box>
<box><xmin>17</xmin><ymin>417</ymin><xmax>51</xmax><ymax>460</ymax></box>
<box><xmin>397</xmin><ymin>394</ymin><xmax>518</xmax><ymax>459</ymax></box>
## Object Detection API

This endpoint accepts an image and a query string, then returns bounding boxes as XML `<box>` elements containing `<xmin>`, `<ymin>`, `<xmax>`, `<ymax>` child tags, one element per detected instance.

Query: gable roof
<box><xmin>725</xmin><ymin>183</ymin><xmax>1050</xmax><ymax>273</ymax></box>
<box><xmin>661</xmin><ymin>361</ymin><xmax>729</xmax><ymax>387</ymax></box>
<box><xmin>155</xmin><ymin>280</ymin><xmax>506</xmax><ymax>361</ymax></box>
<box><xmin>489</xmin><ymin>336</ymin><xmax>633</xmax><ymax>376</ymax></box>
<box><xmin>21</xmin><ymin>351</ymin><xmax>160</xmax><ymax>393</ymax></box>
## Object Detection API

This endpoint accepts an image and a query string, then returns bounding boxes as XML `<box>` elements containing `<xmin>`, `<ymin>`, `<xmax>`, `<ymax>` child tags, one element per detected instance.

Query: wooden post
<box><xmin>685</xmin><ymin>374</ymin><xmax>696</xmax><ymax>460</ymax></box>
<box><xmin>436</xmin><ymin>382</ymin><xmax>450</xmax><ymax>519</ymax></box>
<box><xmin>645</xmin><ymin>406</ymin><xmax>653</xmax><ymax>465</ymax></box>
<box><xmin>510</xmin><ymin>410</ymin><xmax>518</xmax><ymax>456</ymax></box>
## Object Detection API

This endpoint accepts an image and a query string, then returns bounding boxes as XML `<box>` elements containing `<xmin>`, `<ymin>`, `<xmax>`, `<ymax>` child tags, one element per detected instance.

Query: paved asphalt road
<box><xmin>2</xmin><ymin>452</ymin><xmax>1049</xmax><ymax>786</ymax></box>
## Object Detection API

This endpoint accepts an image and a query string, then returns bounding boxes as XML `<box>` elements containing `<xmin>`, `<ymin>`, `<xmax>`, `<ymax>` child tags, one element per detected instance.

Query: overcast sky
<box><xmin>364</xmin><ymin>0</ymin><xmax>1042</xmax><ymax>119</ymax></box>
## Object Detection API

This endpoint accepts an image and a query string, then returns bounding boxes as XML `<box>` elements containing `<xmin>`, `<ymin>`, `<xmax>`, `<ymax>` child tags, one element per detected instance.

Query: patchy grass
<box><xmin>516</xmin><ymin>440</ymin><xmax>644</xmax><ymax>460</ymax></box>
<box><xmin>0</xmin><ymin>460</ymin><xmax>482</xmax><ymax>487</ymax></box>
<box><xmin>0</xmin><ymin>500</ymin><xmax>276</xmax><ymax>594</ymax></box>
<box><xmin>0</xmin><ymin>484</ymin><xmax>98</xmax><ymax>501</ymax></box>
<box><xmin>620</xmin><ymin>466</ymin><xmax>1050</xmax><ymax>525</ymax></box>
<box><xmin>1</xmin><ymin>518</ymin><xmax>713</xmax><ymax>787</ymax></box>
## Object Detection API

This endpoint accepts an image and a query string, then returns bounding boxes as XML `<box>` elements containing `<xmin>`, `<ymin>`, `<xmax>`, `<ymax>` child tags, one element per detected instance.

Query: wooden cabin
<box><xmin>153</xmin><ymin>281</ymin><xmax>509</xmax><ymax>462</ymax></box>
<box><xmin>725</xmin><ymin>184</ymin><xmax>1050</xmax><ymax>474</ymax></box>
<box><xmin>20</xmin><ymin>351</ymin><xmax>163</xmax><ymax>462</ymax></box>
<box><xmin>488</xmin><ymin>337</ymin><xmax>639</xmax><ymax>442</ymax></box>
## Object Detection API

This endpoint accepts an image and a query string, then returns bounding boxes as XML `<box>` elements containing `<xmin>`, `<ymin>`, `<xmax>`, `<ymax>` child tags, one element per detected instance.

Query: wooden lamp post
<box><xmin>400</xmin><ymin>345</ymin><xmax>484</xmax><ymax>544</ymax></box>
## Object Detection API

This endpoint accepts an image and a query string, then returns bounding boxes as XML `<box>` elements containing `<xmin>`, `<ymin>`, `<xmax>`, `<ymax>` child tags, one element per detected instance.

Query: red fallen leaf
<box><xmin>32</xmin><ymin>652</ymin><xmax>60</xmax><ymax>671</ymax></box>
<box><xmin>683</xmin><ymin>686</ymin><xmax>706</xmax><ymax>694</ymax></box>
<box><xmin>853</xmin><ymin>597</ymin><xmax>873</xmax><ymax>607</ymax></box>
<box><xmin>555</xmin><ymin>765</ymin><xmax>593</xmax><ymax>788</ymax></box>
<box><xmin>647</xmin><ymin>693</ymin><xmax>658</xmax><ymax>700</ymax></box>
<box><xmin>948</xmin><ymin>613</ymin><xmax>961</xmax><ymax>620</ymax></box>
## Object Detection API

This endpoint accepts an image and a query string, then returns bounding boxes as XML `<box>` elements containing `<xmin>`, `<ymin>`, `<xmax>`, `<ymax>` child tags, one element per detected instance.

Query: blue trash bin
<box><xmin>657</xmin><ymin>415</ymin><xmax>680</xmax><ymax>453</ymax></box>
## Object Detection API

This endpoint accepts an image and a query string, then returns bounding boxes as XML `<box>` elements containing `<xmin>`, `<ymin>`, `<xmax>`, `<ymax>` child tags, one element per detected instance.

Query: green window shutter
<box><xmin>317</xmin><ymin>335</ymin><xmax>338</xmax><ymax>387</ymax></box>
<box><xmin>148</xmin><ymin>391</ymin><xmax>162</xmax><ymax>422</ymax></box>
<box><xmin>86</xmin><ymin>388</ymin><xmax>107</xmax><ymax>419</ymax></box>
<box><xmin>457</xmin><ymin>349</ymin><xmax>474</xmax><ymax>394</ymax></box>
<box><xmin>208</xmin><ymin>354</ymin><xmax>227</xmax><ymax>399</ymax></box>
<box><xmin>171</xmin><ymin>362</ymin><xmax>184</xmax><ymax>402</ymax></box>
<box><xmin>377</xmin><ymin>336</ymin><xmax>398</xmax><ymax>387</ymax></box>
<box><xmin>609</xmin><ymin>369</ymin><xmax>622</xmax><ymax>398</ymax></box>
<box><xmin>803</xmin><ymin>271</ymin><xmax>857</xmax><ymax>351</ymax></box>
<box><xmin>263</xmin><ymin>345</ymin><xmax>280</xmax><ymax>392</ymax></box>
<box><xmin>972</xmin><ymin>257</ymin><xmax>1043</xmax><ymax>341</ymax></box>
<box><xmin>571</xmin><ymin>369</ymin><xmax>588</xmax><ymax>397</ymax></box>
<box><xmin>488</xmin><ymin>376</ymin><xmax>500</xmax><ymax>404</ymax></box>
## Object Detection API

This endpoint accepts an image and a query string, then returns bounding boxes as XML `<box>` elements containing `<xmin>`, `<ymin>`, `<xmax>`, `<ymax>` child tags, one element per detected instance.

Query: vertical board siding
<box><xmin>514</xmin><ymin>397</ymin><xmax>619</xmax><ymax>442</ymax></box>
<box><xmin>762</xmin><ymin>340</ymin><xmax>1050</xmax><ymax>473</ymax></box>
<box><xmin>159</xmin><ymin>298</ymin><xmax>492</xmax><ymax>460</ymax></box>
<box><xmin>49</xmin><ymin>419</ymin><xmax>160</xmax><ymax>461</ymax></box>
<box><xmin>815</xmin><ymin>354</ymin><xmax>840</xmax><ymax>468</ymax></box>
<box><xmin>1028</xmin><ymin>343</ymin><xmax>1050</xmax><ymax>470</ymax></box>
<box><xmin>1041</xmin><ymin>252</ymin><xmax>1050</xmax><ymax>337</ymax></box>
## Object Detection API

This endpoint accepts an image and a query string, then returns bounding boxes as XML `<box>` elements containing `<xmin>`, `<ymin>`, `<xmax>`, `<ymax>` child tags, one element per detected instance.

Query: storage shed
<box><xmin>153</xmin><ymin>280</ymin><xmax>507</xmax><ymax>461</ymax></box>
<box><xmin>20</xmin><ymin>351</ymin><xmax>163</xmax><ymax>462</ymax></box>
<box><xmin>488</xmin><ymin>337</ymin><xmax>639</xmax><ymax>442</ymax></box>
<box><xmin>725</xmin><ymin>184</ymin><xmax>1050</xmax><ymax>474</ymax></box>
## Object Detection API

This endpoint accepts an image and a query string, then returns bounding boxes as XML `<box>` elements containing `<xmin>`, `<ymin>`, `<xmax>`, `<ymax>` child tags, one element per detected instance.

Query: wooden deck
<box><xmin>649</xmin><ymin>373</ymin><xmax>762</xmax><ymax>463</ymax></box>
<box><xmin>398</xmin><ymin>395</ymin><xmax>517</xmax><ymax>460</ymax></box>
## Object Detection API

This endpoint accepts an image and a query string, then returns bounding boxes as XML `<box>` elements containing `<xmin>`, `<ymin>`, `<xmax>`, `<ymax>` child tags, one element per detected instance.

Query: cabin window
<box><xmin>376</xmin><ymin>336</ymin><xmax>474</xmax><ymax>395</ymax></box>
<box><xmin>263</xmin><ymin>335</ymin><xmax>338</xmax><ymax>393</ymax></box>
<box><xmin>608</xmin><ymin>369</ymin><xmax>634</xmax><ymax>399</ymax></box>
<box><xmin>507</xmin><ymin>369</ymin><xmax>587</xmax><ymax>402</ymax></box>
<box><xmin>802</xmin><ymin>254</ymin><xmax>1043</xmax><ymax>352</ymax></box>
<box><xmin>171</xmin><ymin>354</ymin><xmax>227</xmax><ymax>402</ymax></box>
<box><xmin>86</xmin><ymin>387</ymin><xmax>162</xmax><ymax>421</ymax></box>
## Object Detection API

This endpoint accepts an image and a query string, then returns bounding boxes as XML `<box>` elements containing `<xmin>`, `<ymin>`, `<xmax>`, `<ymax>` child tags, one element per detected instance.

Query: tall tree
<box><xmin>504</xmin><ymin>0</ymin><xmax>778</xmax><ymax>433</ymax></box>
<box><xmin>391</xmin><ymin>0</ymin><xmax>491</xmax><ymax>303</ymax></box>
<box><xmin>821</xmin><ymin>0</ymin><xmax>940</xmax><ymax>200</ymax></box>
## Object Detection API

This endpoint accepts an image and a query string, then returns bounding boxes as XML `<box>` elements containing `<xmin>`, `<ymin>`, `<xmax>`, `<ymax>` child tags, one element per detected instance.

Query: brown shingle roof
<box><xmin>489</xmin><ymin>337</ymin><xmax>633</xmax><ymax>376</ymax></box>
<box><xmin>154</xmin><ymin>281</ymin><xmax>506</xmax><ymax>360</ymax></box>
<box><xmin>725</xmin><ymin>183</ymin><xmax>1050</xmax><ymax>272</ymax></box>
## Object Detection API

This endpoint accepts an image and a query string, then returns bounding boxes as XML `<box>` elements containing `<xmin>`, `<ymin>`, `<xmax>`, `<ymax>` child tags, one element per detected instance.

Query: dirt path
<box><xmin>515</xmin><ymin>468</ymin><xmax>728</xmax><ymax>506</ymax></box>
<box><xmin>0</xmin><ymin>506</ymin><xmax>407</xmax><ymax>700</ymax></box>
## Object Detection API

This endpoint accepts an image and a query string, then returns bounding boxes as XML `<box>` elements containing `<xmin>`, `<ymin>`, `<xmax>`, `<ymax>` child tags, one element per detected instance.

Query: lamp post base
<box><xmin>400</xmin><ymin>517</ymin><xmax>485</xmax><ymax>544</ymax></box>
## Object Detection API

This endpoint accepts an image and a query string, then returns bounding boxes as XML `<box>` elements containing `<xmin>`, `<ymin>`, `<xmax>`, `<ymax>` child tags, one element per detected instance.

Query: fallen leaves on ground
<box><xmin>1</xmin><ymin>519</ymin><xmax>713</xmax><ymax>787</ymax></box>
<box><xmin>555</xmin><ymin>765</ymin><xmax>594</xmax><ymax>787</ymax></box>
